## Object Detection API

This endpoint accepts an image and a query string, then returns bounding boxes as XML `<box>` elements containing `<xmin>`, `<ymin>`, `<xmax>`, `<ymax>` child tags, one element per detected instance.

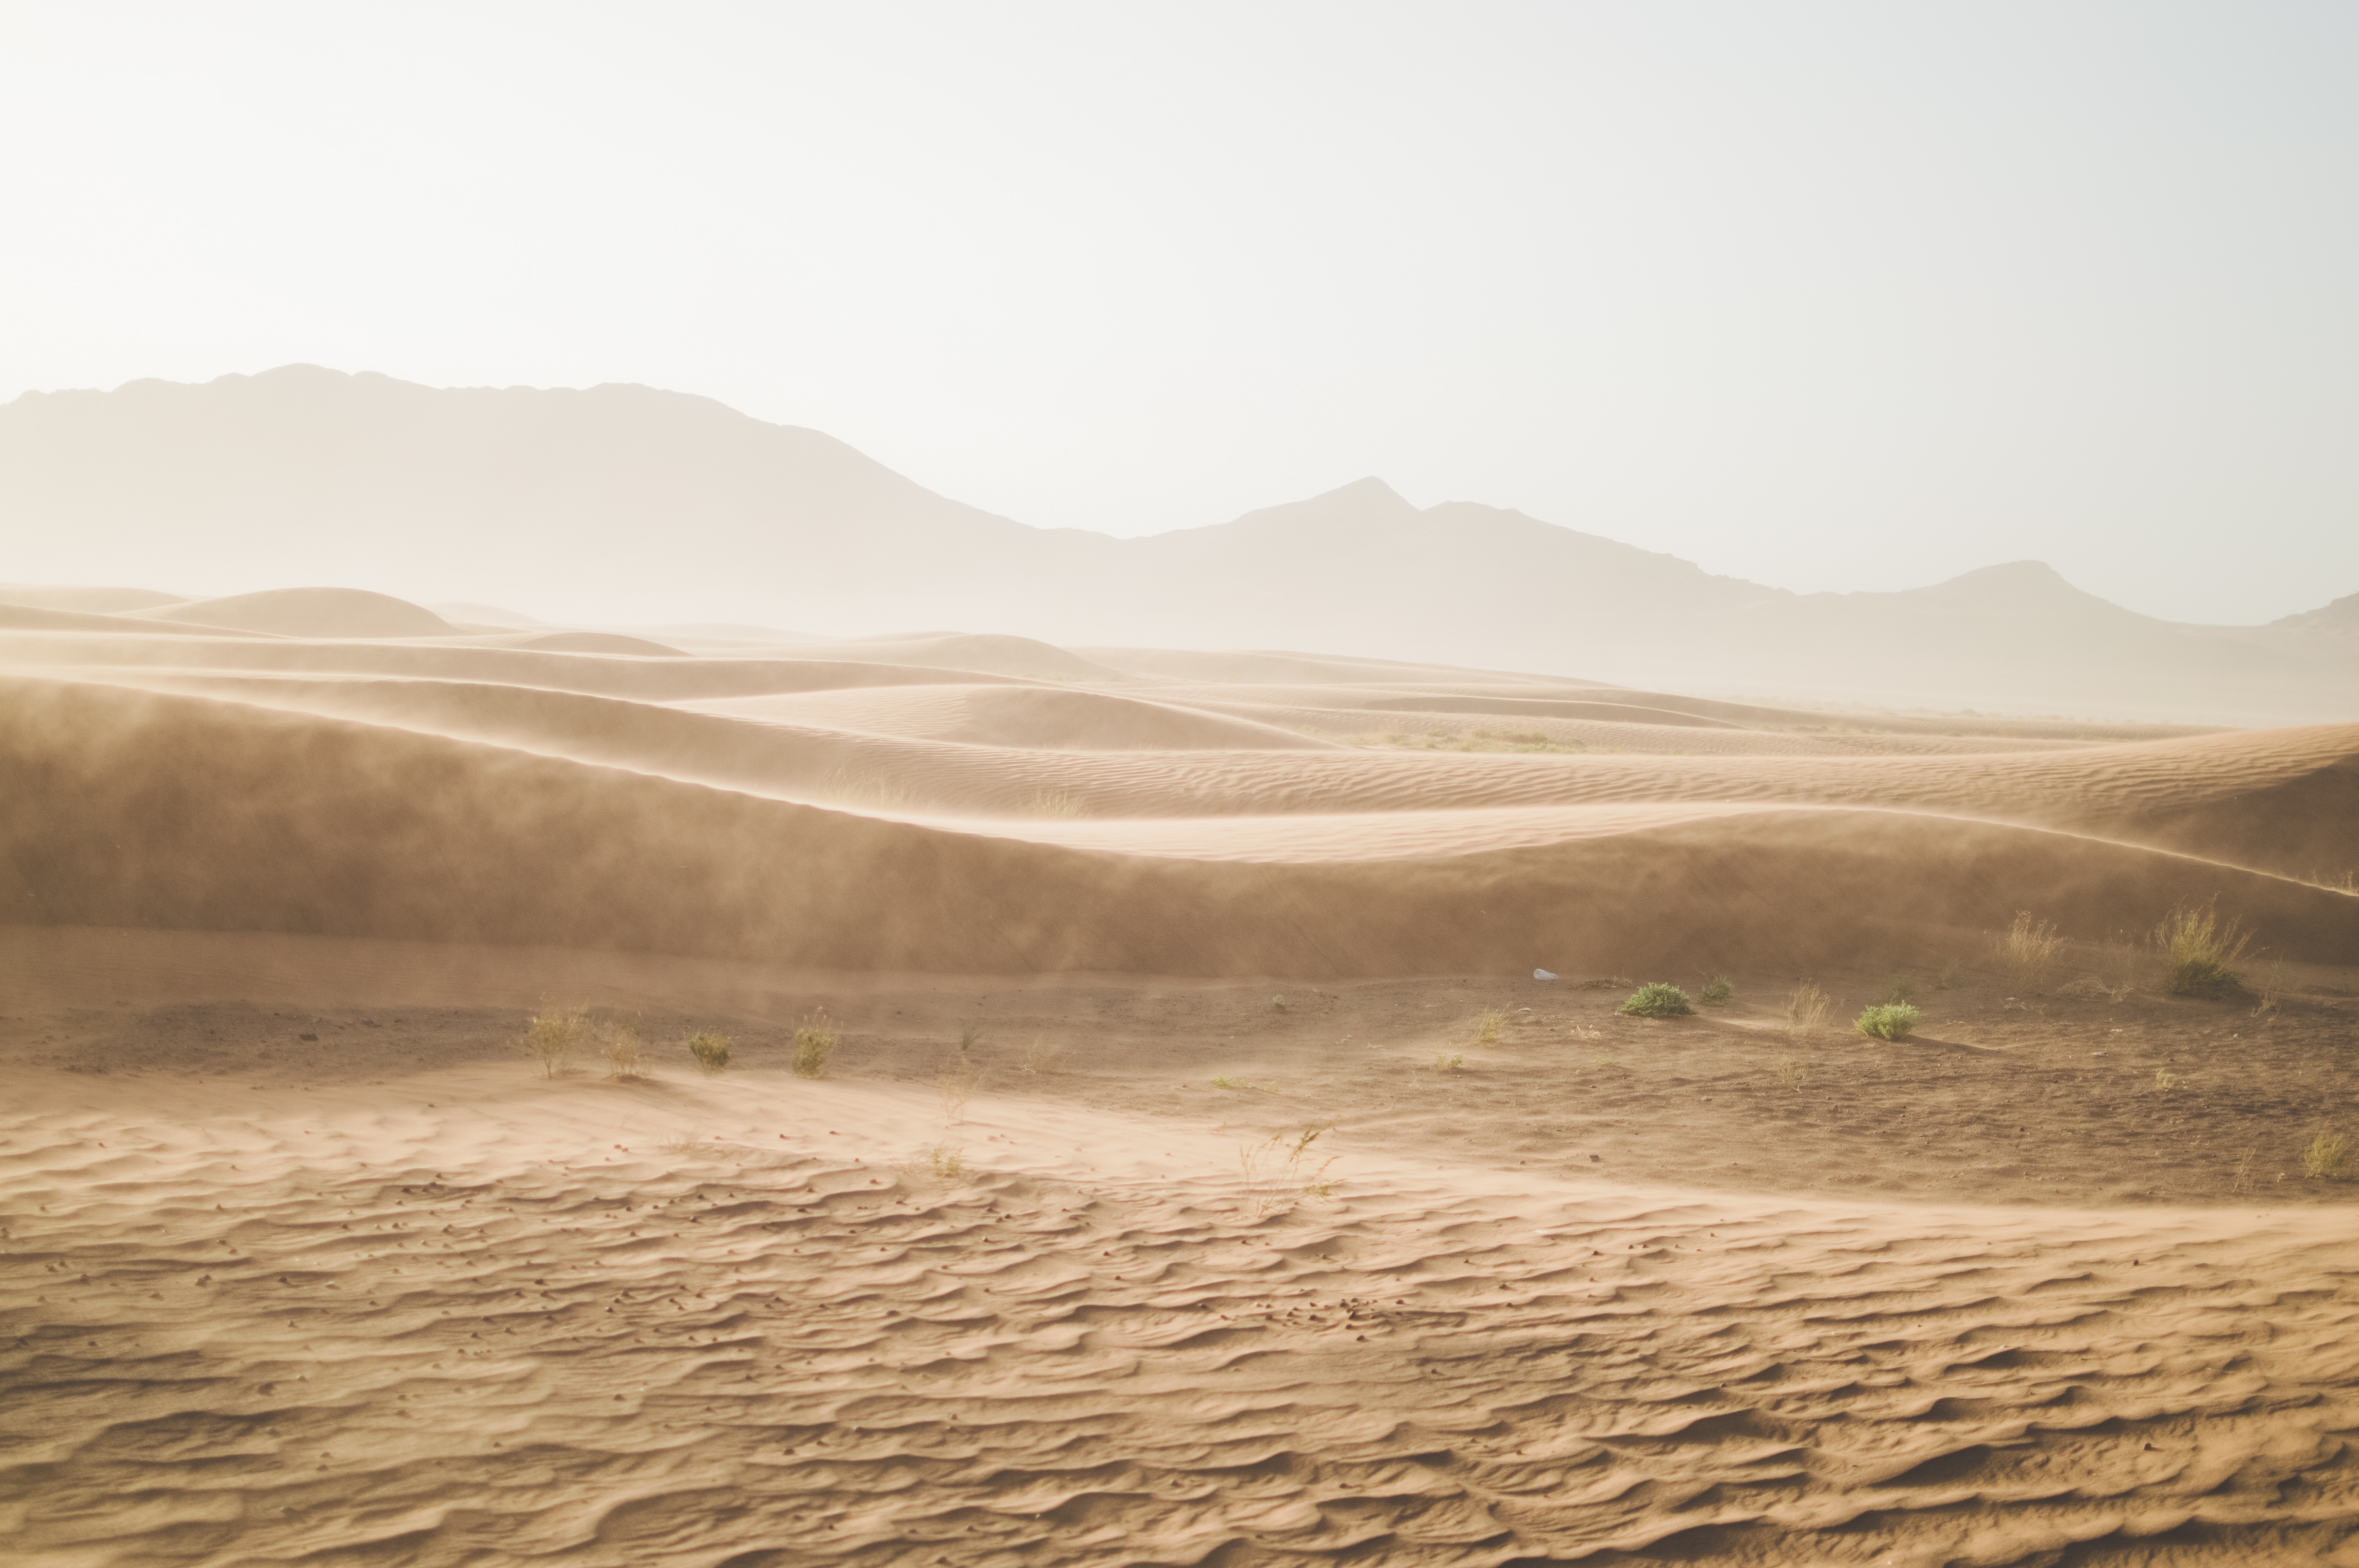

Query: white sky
<box><xmin>4</xmin><ymin>1</ymin><xmax>2355</xmax><ymax>623</ymax></box>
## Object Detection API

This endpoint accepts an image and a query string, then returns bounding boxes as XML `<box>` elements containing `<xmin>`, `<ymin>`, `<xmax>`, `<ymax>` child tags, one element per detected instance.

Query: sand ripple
<box><xmin>5</xmin><ymin>1081</ymin><xmax>2356</xmax><ymax>1566</ymax></box>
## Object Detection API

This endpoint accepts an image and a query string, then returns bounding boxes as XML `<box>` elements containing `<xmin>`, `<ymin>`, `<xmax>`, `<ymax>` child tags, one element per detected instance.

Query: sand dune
<box><xmin>5</xmin><ymin>659</ymin><xmax>2354</xmax><ymax>972</ymax></box>
<box><xmin>5</xmin><ymin>607</ymin><xmax>2357</xmax><ymax>1564</ymax></box>
<box><xmin>136</xmin><ymin>585</ymin><xmax>462</xmax><ymax>638</ymax></box>
<box><xmin>680</xmin><ymin>684</ymin><xmax>1341</xmax><ymax>752</ymax></box>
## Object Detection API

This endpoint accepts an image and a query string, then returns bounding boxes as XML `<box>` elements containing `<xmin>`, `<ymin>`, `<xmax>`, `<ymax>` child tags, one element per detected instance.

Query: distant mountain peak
<box><xmin>1901</xmin><ymin>559</ymin><xmax>2147</xmax><ymax>619</ymax></box>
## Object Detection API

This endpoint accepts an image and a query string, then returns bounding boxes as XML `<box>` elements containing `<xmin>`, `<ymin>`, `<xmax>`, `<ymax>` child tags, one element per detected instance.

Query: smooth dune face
<box><xmin>2</xmin><ymin>613</ymin><xmax>2352</xmax><ymax>973</ymax></box>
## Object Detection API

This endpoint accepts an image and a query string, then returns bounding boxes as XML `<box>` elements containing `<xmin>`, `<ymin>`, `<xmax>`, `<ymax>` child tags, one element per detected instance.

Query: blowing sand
<box><xmin>3</xmin><ymin>594</ymin><xmax>2356</xmax><ymax>1565</ymax></box>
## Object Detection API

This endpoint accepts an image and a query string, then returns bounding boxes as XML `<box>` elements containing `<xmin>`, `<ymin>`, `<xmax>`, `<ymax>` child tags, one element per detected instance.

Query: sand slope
<box><xmin>3</xmin><ymin>649</ymin><xmax>2354</xmax><ymax>973</ymax></box>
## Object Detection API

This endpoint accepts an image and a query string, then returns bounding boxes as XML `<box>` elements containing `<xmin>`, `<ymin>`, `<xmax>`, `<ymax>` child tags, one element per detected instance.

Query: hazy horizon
<box><xmin>5</xmin><ymin>3</ymin><xmax>2357</xmax><ymax>624</ymax></box>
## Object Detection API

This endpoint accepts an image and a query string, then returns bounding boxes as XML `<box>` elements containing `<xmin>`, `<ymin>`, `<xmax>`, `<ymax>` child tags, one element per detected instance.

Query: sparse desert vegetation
<box><xmin>1470</xmin><ymin>1006</ymin><xmax>1506</xmax><ymax>1045</ymax></box>
<box><xmin>1784</xmin><ymin>982</ymin><xmax>1832</xmax><ymax>1036</ymax></box>
<box><xmin>791</xmin><ymin>1010</ymin><xmax>840</xmax><ymax>1078</ymax></box>
<box><xmin>2152</xmin><ymin>900</ymin><xmax>2252</xmax><ymax>998</ymax></box>
<box><xmin>1854</xmin><ymin>1002</ymin><xmax>1921</xmax><ymax>1042</ymax></box>
<box><xmin>1238</xmin><ymin>1124</ymin><xmax>1336</xmax><ymax>1211</ymax></box>
<box><xmin>1698</xmin><ymin>975</ymin><xmax>1733</xmax><ymax>1006</ymax></box>
<box><xmin>1618</xmin><ymin>982</ymin><xmax>1693</xmax><ymax>1018</ymax></box>
<box><xmin>2302</xmin><ymin>1131</ymin><xmax>2348</xmax><ymax>1180</ymax></box>
<box><xmin>519</xmin><ymin>1007</ymin><xmax>586</xmax><ymax>1078</ymax></box>
<box><xmin>1996</xmin><ymin>911</ymin><xmax>2064</xmax><ymax>990</ymax></box>
<box><xmin>597</xmin><ymin>1017</ymin><xmax>645</xmax><ymax>1079</ymax></box>
<box><xmin>686</xmin><ymin>1030</ymin><xmax>731</xmax><ymax>1074</ymax></box>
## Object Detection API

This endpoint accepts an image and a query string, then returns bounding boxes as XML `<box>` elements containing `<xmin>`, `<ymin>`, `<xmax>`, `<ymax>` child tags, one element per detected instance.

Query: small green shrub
<box><xmin>791</xmin><ymin>1010</ymin><xmax>840</xmax><ymax>1078</ymax></box>
<box><xmin>1698</xmin><ymin>976</ymin><xmax>1733</xmax><ymax>1007</ymax></box>
<box><xmin>1619</xmin><ymin>982</ymin><xmax>1693</xmax><ymax>1018</ymax></box>
<box><xmin>1880</xmin><ymin>974</ymin><xmax>1919</xmax><ymax>1006</ymax></box>
<box><xmin>687</xmin><ymin>1031</ymin><xmax>732</xmax><ymax>1075</ymax></box>
<box><xmin>2153</xmin><ymin>901</ymin><xmax>2252</xmax><ymax>998</ymax></box>
<box><xmin>1271</xmin><ymin>994</ymin><xmax>1287</xmax><ymax>1012</ymax></box>
<box><xmin>520</xmin><ymin>1008</ymin><xmax>587</xmax><ymax>1078</ymax></box>
<box><xmin>1432</xmin><ymin>1051</ymin><xmax>1465</xmax><ymax>1072</ymax></box>
<box><xmin>1855</xmin><ymin>1003</ymin><xmax>1921</xmax><ymax>1041</ymax></box>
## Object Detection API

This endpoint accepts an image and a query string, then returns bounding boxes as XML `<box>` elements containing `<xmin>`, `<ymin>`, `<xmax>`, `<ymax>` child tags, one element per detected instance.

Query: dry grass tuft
<box><xmin>1431</xmin><ymin>1051</ymin><xmax>1465</xmax><ymax>1073</ymax></box>
<box><xmin>926</xmin><ymin>1143</ymin><xmax>966</xmax><ymax>1181</ymax></box>
<box><xmin>1238</xmin><ymin>1125</ymin><xmax>1336</xmax><ymax>1211</ymax></box>
<box><xmin>2302</xmin><ymin>1131</ymin><xmax>2348</xmax><ymax>1180</ymax></box>
<box><xmin>791</xmin><ymin>1010</ymin><xmax>840</xmax><ymax>1078</ymax></box>
<box><xmin>520</xmin><ymin>1008</ymin><xmax>587</xmax><ymax>1078</ymax></box>
<box><xmin>2252</xmin><ymin>960</ymin><xmax>2288</xmax><ymax>1018</ymax></box>
<box><xmin>686</xmin><ymin>1031</ymin><xmax>731</xmax><ymax>1075</ymax></box>
<box><xmin>1784</xmin><ymin>982</ymin><xmax>1832</xmax><ymax>1037</ymax></box>
<box><xmin>2152</xmin><ymin>901</ymin><xmax>2253</xmax><ymax>999</ymax></box>
<box><xmin>1995</xmin><ymin>911</ymin><xmax>2064</xmax><ymax>990</ymax></box>
<box><xmin>1773</xmin><ymin>1055</ymin><xmax>1808</xmax><ymax>1090</ymax></box>
<box><xmin>937</xmin><ymin>1063</ymin><xmax>981</xmax><ymax>1125</ymax></box>
<box><xmin>2152</xmin><ymin>1067</ymin><xmax>2180</xmax><ymax>1091</ymax></box>
<box><xmin>1022</xmin><ymin>1034</ymin><xmax>1062</xmax><ymax>1074</ymax></box>
<box><xmin>1470</xmin><ymin>1007</ymin><xmax>1506</xmax><ymax>1046</ymax></box>
<box><xmin>598</xmin><ymin>1018</ymin><xmax>646</xmax><ymax>1080</ymax></box>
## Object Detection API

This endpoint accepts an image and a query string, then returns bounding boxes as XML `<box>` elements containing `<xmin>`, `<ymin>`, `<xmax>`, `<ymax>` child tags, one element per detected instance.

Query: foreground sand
<box><xmin>8</xmin><ymin>1067</ymin><xmax>2357</xmax><ymax>1567</ymax></box>
<box><xmin>7</xmin><ymin>930</ymin><xmax>2359</xmax><ymax>1566</ymax></box>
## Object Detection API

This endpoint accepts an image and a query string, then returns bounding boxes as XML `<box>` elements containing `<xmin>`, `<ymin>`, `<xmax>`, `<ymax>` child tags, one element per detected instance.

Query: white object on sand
<box><xmin>1533</xmin><ymin>968</ymin><xmax>1558</xmax><ymax>980</ymax></box>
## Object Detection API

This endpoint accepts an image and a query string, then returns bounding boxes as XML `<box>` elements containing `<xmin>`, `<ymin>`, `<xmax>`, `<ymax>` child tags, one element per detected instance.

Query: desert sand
<box><xmin>4</xmin><ymin>585</ymin><xmax>2357</xmax><ymax>1566</ymax></box>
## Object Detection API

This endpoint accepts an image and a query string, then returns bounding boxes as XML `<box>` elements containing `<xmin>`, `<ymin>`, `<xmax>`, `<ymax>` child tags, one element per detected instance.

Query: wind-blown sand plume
<box><xmin>6</xmin><ymin>671</ymin><xmax>2357</xmax><ymax>973</ymax></box>
<box><xmin>677</xmin><ymin>684</ymin><xmax>1342</xmax><ymax>751</ymax></box>
<box><xmin>4</xmin><ymin>612</ymin><xmax>2358</xmax><ymax>1563</ymax></box>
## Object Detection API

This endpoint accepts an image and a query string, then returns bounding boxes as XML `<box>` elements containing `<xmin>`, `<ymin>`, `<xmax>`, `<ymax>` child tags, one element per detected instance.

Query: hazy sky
<box><xmin>5</xmin><ymin>2</ymin><xmax>2355</xmax><ymax>622</ymax></box>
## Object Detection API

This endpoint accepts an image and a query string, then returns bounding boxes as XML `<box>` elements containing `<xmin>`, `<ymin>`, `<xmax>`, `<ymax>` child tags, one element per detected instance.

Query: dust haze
<box><xmin>6</xmin><ymin>9</ymin><xmax>2359</xmax><ymax>1568</ymax></box>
